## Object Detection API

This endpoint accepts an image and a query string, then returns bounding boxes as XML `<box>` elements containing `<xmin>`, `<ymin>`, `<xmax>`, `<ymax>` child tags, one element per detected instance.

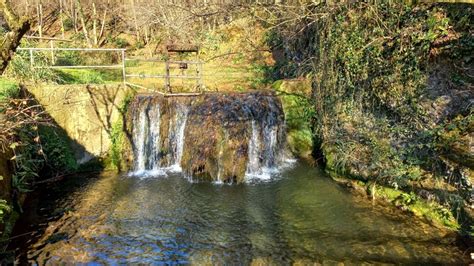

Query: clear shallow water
<box><xmin>11</xmin><ymin>163</ymin><xmax>467</xmax><ymax>264</ymax></box>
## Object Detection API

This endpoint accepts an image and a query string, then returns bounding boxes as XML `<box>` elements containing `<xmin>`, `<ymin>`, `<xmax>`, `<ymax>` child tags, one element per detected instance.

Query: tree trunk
<box><xmin>0</xmin><ymin>0</ymin><xmax>31</xmax><ymax>74</ymax></box>
<box><xmin>71</xmin><ymin>0</ymin><xmax>78</xmax><ymax>33</ymax></box>
<box><xmin>98</xmin><ymin>8</ymin><xmax>107</xmax><ymax>46</ymax></box>
<box><xmin>59</xmin><ymin>0</ymin><xmax>65</xmax><ymax>39</ymax></box>
<box><xmin>92</xmin><ymin>2</ymin><xmax>98</xmax><ymax>46</ymax></box>
<box><xmin>36</xmin><ymin>3</ymin><xmax>43</xmax><ymax>39</ymax></box>
<box><xmin>130</xmin><ymin>0</ymin><xmax>140</xmax><ymax>43</ymax></box>
<box><xmin>76</xmin><ymin>0</ymin><xmax>92</xmax><ymax>47</ymax></box>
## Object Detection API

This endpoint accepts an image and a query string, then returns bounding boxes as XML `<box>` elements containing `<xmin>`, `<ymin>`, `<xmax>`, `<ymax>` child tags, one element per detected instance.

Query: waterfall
<box><xmin>166</xmin><ymin>103</ymin><xmax>189</xmax><ymax>172</ymax></box>
<box><xmin>128</xmin><ymin>92</ymin><xmax>292</xmax><ymax>182</ymax></box>
<box><xmin>245</xmin><ymin>122</ymin><xmax>285</xmax><ymax>181</ymax></box>
<box><xmin>133</xmin><ymin>102</ymin><xmax>148</xmax><ymax>172</ymax></box>
<box><xmin>246</xmin><ymin>121</ymin><xmax>261</xmax><ymax>176</ymax></box>
<box><xmin>244</xmin><ymin>95</ymin><xmax>291</xmax><ymax>181</ymax></box>
<box><xmin>130</xmin><ymin>97</ymin><xmax>188</xmax><ymax>177</ymax></box>
<box><xmin>148</xmin><ymin>104</ymin><xmax>161</xmax><ymax>171</ymax></box>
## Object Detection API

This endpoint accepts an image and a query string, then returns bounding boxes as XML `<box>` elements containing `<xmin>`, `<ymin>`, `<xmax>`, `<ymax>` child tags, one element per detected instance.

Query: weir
<box><xmin>126</xmin><ymin>91</ymin><xmax>290</xmax><ymax>183</ymax></box>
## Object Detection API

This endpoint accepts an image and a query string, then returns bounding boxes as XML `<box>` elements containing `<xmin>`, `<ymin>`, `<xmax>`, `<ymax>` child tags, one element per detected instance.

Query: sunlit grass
<box><xmin>0</xmin><ymin>78</ymin><xmax>20</xmax><ymax>102</ymax></box>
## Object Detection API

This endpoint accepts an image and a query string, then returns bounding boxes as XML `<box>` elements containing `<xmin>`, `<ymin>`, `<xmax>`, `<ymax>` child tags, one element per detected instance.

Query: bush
<box><xmin>38</xmin><ymin>126</ymin><xmax>78</xmax><ymax>174</ymax></box>
<box><xmin>110</xmin><ymin>37</ymin><xmax>129</xmax><ymax>48</ymax></box>
<box><xmin>63</xmin><ymin>17</ymin><xmax>74</xmax><ymax>31</ymax></box>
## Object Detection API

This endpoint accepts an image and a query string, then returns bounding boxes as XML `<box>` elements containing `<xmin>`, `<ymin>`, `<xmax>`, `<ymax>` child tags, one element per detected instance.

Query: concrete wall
<box><xmin>26</xmin><ymin>83</ymin><xmax>133</xmax><ymax>164</ymax></box>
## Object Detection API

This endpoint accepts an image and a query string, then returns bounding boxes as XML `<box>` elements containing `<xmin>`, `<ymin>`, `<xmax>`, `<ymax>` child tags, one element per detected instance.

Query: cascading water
<box><xmin>245</xmin><ymin>121</ymin><xmax>286</xmax><ymax>180</ymax></box>
<box><xmin>148</xmin><ymin>103</ymin><xmax>162</xmax><ymax>172</ymax></box>
<box><xmin>128</xmin><ymin>92</ymin><xmax>291</xmax><ymax>182</ymax></box>
<box><xmin>130</xmin><ymin>97</ymin><xmax>189</xmax><ymax>177</ymax></box>
<box><xmin>244</xmin><ymin>95</ymin><xmax>290</xmax><ymax>181</ymax></box>
<box><xmin>166</xmin><ymin>103</ymin><xmax>189</xmax><ymax>171</ymax></box>
<box><xmin>133</xmin><ymin>102</ymin><xmax>147</xmax><ymax>172</ymax></box>
<box><xmin>130</xmin><ymin>98</ymin><xmax>165</xmax><ymax>176</ymax></box>
<box><xmin>133</xmin><ymin>96</ymin><xmax>161</xmax><ymax>175</ymax></box>
<box><xmin>246</xmin><ymin>121</ymin><xmax>261</xmax><ymax>176</ymax></box>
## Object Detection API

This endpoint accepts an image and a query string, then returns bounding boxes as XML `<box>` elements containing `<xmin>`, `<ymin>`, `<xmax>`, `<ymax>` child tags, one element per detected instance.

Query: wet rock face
<box><xmin>126</xmin><ymin>91</ymin><xmax>287</xmax><ymax>183</ymax></box>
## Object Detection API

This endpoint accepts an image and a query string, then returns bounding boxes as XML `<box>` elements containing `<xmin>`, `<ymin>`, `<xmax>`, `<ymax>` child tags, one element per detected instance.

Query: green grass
<box><xmin>124</xmin><ymin>59</ymin><xmax>259</xmax><ymax>92</ymax></box>
<box><xmin>56</xmin><ymin>69</ymin><xmax>122</xmax><ymax>84</ymax></box>
<box><xmin>0</xmin><ymin>78</ymin><xmax>20</xmax><ymax>102</ymax></box>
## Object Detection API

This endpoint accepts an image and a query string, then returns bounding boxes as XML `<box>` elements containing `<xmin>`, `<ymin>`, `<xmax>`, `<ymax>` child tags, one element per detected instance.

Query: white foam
<box><xmin>128</xmin><ymin>169</ymin><xmax>168</xmax><ymax>178</ymax></box>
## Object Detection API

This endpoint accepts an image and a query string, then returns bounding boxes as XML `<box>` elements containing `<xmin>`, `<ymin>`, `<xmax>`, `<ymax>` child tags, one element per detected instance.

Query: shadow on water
<box><xmin>7</xmin><ymin>162</ymin><xmax>470</xmax><ymax>264</ymax></box>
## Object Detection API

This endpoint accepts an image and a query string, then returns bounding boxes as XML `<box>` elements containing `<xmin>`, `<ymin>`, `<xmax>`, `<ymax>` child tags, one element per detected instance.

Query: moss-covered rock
<box><xmin>126</xmin><ymin>91</ymin><xmax>287</xmax><ymax>183</ymax></box>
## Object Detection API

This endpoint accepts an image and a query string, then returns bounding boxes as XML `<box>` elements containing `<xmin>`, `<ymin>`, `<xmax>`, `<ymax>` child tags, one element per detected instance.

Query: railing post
<box><xmin>122</xmin><ymin>50</ymin><xmax>126</xmax><ymax>86</ymax></box>
<box><xmin>198</xmin><ymin>61</ymin><xmax>203</xmax><ymax>92</ymax></box>
<box><xmin>50</xmin><ymin>40</ymin><xmax>55</xmax><ymax>65</ymax></box>
<box><xmin>165</xmin><ymin>60</ymin><xmax>171</xmax><ymax>93</ymax></box>
<box><xmin>29</xmin><ymin>49</ymin><xmax>34</xmax><ymax>67</ymax></box>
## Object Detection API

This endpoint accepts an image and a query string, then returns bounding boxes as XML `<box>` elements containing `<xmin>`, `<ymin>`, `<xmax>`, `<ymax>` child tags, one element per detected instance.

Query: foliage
<box><xmin>10</xmin><ymin>129</ymin><xmax>43</xmax><ymax>193</ymax></box>
<box><xmin>10</xmin><ymin>125</ymin><xmax>78</xmax><ymax>191</ymax></box>
<box><xmin>264</xmin><ymin>1</ymin><xmax>473</xmax><ymax>230</ymax></box>
<box><xmin>0</xmin><ymin>175</ymin><xmax>10</xmax><ymax>224</ymax></box>
<box><xmin>109</xmin><ymin>37</ymin><xmax>129</xmax><ymax>49</ymax></box>
<box><xmin>38</xmin><ymin>126</ymin><xmax>78</xmax><ymax>174</ymax></box>
<box><xmin>268</xmin><ymin>1</ymin><xmax>472</xmax><ymax>183</ymax></box>
<box><xmin>6</xmin><ymin>50</ymin><xmax>59</xmax><ymax>82</ymax></box>
<box><xmin>1</xmin><ymin>80</ymin><xmax>77</xmax><ymax>196</ymax></box>
<box><xmin>5</xmin><ymin>38</ymin><xmax>122</xmax><ymax>85</ymax></box>
<box><xmin>63</xmin><ymin>17</ymin><xmax>74</xmax><ymax>31</ymax></box>
<box><xmin>0</xmin><ymin>199</ymin><xmax>9</xmax><ymax>224</ymax></box>
<box><xmin>108</xmin><ymin>91</ymin><xmax>134</xmax><ymax>170</ymax></box>
<box><xmin>54</xmin><ymin>48</ymin><xmax>84</xmax><ymax>66</ymax></box>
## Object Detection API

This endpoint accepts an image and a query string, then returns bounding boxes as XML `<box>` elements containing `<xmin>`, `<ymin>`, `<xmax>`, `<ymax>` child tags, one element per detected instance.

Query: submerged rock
<box><xmin>125</xmin><ymin>91</ymin><xmax>288</xmax><ymax>183</ymax></box>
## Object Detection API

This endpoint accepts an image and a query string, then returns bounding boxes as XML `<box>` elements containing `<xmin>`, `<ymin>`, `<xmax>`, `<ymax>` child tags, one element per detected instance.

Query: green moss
<box><xmin>106</xmin><ymin>91</ymin><xmax>134</xmax><ymax>171</ymax></box>
<box><xmin>373</xmin><ymin>185</ymin><xmax>459</xmax><ymax>230</ymax></box>
<box><xmin>287</xmin><ymin>129</ymin><xmax>312</xmax><ymax>157</ymax></box>
<box><xmin>276</xmin><ymin>81</ymin><xmax>314</xmax><ymax>158</ymax></box>
<box><xmin>328</xmin><ymin>170</ymin><xmax>459</xmax><ymax>230</ymax></box>
<box><xmin>106</xmin><ymin>118</ymin><xmax>125</xmax><ymax>171</ymax></box>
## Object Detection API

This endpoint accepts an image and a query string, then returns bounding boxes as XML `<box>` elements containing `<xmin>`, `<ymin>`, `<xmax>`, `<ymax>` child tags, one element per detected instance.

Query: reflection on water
<box><xmin>11</xmin><ymin>163</ymin><xmax>467</xmax><ymax>264</ymax></box>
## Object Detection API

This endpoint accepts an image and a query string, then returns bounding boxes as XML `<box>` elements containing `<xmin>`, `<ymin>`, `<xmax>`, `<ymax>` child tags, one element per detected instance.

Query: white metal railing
<box><xmin>16</xmin><ymin>47</ymin><xmax>127</xmax><ymax>84</ymax></box>
<box><xmin>16</xmin><ymin>47</ymin><xmax>204</xmax><ymax>93</ymax></box>
<box><xmin>124</xmin><ymin>57</ymin><xmax>203</xmax><ymax>92</ymax></box>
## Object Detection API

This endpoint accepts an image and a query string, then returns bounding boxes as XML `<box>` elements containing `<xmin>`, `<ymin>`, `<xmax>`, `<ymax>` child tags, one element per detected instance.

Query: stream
<box><xmin>8</xmin><ymin>162</ymin><xmax>467</xmax><ymax>264</ymax></box>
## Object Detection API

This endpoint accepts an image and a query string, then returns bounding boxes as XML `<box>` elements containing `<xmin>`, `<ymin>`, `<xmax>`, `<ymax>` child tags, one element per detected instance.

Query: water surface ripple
<box><xmin>12</xmin><ymin>163</ymin><xmax>467</xmax><ymax>264</ymax></box>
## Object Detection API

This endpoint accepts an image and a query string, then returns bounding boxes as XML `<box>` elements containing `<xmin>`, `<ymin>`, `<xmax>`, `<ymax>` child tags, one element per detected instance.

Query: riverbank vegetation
<box><xmin>261</xmin><ymin>1</ymin><xmax>473</xmax><ymax>234</ymax></box>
